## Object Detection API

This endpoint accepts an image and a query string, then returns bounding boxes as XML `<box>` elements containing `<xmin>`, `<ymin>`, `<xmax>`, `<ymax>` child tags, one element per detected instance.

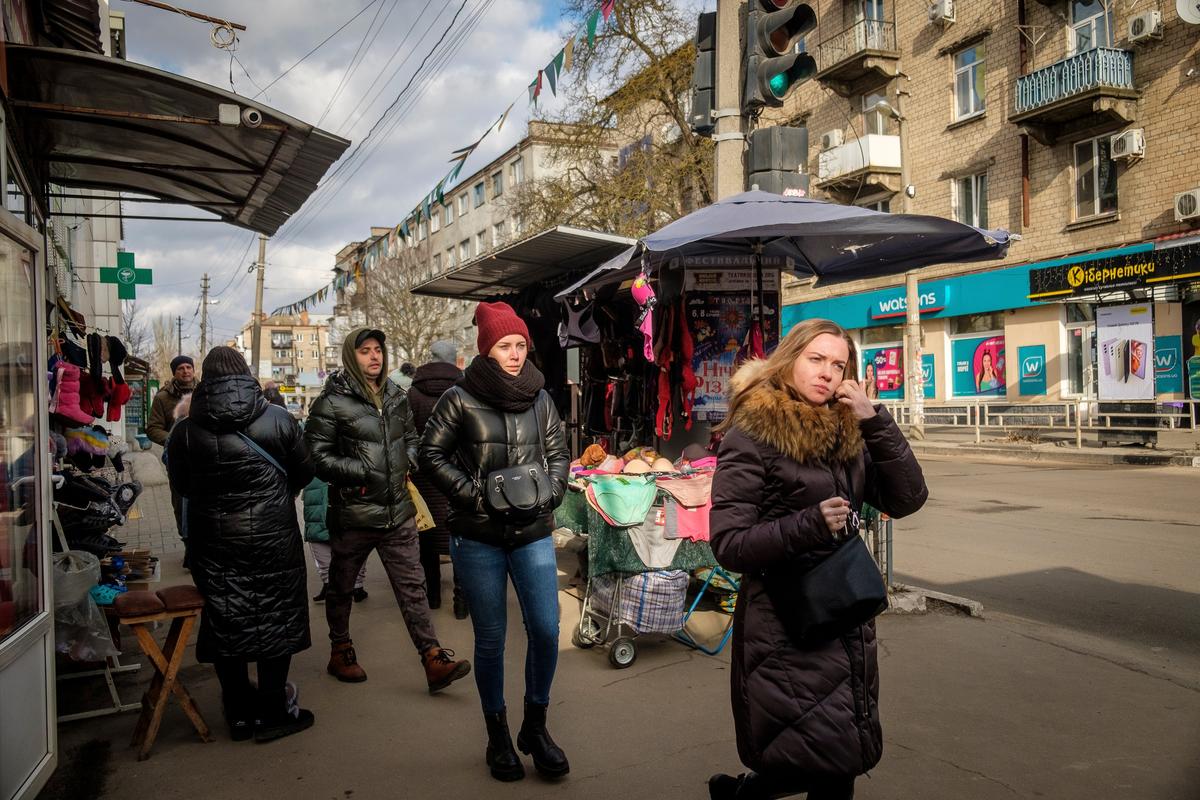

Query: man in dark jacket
<box><xmin>407</xmin><ymin>340</ymin><xmax>467</xmax><ymax>617</ymax></box>
<box><xmin>148</xmin><ymin>355</ymin><xmax>195</xmax><ymax>561</ymax></box>
<box><xmin>305</xmin><ymin>327</ymin><xmax>469</xmax><ymax>693</ymax></box>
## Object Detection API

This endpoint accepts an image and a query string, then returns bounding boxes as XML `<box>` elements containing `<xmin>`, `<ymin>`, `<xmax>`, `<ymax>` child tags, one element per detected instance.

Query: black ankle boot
<box><xmin>484</xmin><ymin>710</ymin><xmax>525</xmax><ymax>782</ymax></box>
<box><xmin>516</xmin><ymin>699</ymin><xmax>569</xmax><ymax>778</ymax></box>
<box><xmin>453</xmin><ymin>584</ymin><xmax>469</xmax><ymax>620</ymax></box>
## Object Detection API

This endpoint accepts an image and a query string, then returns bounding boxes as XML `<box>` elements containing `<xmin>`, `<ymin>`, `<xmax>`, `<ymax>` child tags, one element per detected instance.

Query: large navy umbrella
<box><xmin>558</xmin><ymin>190</ymin><xmax>1013</xmax><ymax>297</ymax></box>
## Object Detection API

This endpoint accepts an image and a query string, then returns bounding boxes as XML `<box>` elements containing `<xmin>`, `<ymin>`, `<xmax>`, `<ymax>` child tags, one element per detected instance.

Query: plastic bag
<box><xmin>52</xmin><ymin>549</ymin><xmax>100</xmax><ymax>609</ymax></box>
<box><xmin>55</xmin><ymin>594</ymin><xmax>120</xmax><ymax>661</ymax></box>
<box><xmin>408</xmin><ymin>479</ymin><xmax>435</xmax><ymax>532</ymax></box>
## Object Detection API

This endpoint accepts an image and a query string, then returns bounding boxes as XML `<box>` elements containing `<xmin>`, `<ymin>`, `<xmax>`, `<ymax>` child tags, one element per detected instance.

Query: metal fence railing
<box><xmin>862</xmin><ymin>505</ymin><xmax>893</xmax><ymax>588</ymax></box>
<box><xmin>1013</xmin><ymin>47</ymin><xmax>1134</xmax><ymax>115</ymax></box>
<box><xmin>817</xmin><ymin>20</ymin><xmax>896</xmax><ymax>72</ymax></box>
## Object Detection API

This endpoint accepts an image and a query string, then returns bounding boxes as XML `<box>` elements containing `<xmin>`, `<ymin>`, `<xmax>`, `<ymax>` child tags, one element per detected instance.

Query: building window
<box><xmin>1070</xmin><ymin>0</ymin><xmax>1112</xmax><ymax>53</ymax></box>
<box><xmin>862</xmin><ymin>91</ymin><xmax>890</xmax><ymax>136</ymax></box>
<box><xmin>473</xmin><ymin>182</ymin><xmax>485</xmax><ymax>208</ymax></box>
<box><xmin>459</xmin><ymin>240</ymin><xmax>470</xmax><ymax>261</ymax></box>
<box><xmin>512</xmin><ymin>215</ymin><xmax>525</xmax><ymax>237</ymax></box>
<box><xmin>433</xmin><ymin>253</ymin><xmax>442</xmax><ymax>272</ymax></box>
<box><xmin>861</xmin><ymin>324</ymin><xmax>903</xmax><ymax>345</ymax></box>
<box><xmin>475</xmin><ymin>231</ymin><xmax>486</xmax><ymax>255</ymax></box>
<box><xmin>493</xmin><ymin>222</ymin><xmax>505</xmax><ymax>247</ymax></box>
<box><xmin>953</xmin><ymin>45</ymin><xmax>985</xmax><ymax>120</ymax></box>
<box><xmin>1074</xmin><ymin>136</ymin><xmax>1117</xmax><ymax>220</ymax></box>
<box><xmin>953</xmin><ymin>173</ymin><xmax>988</xmax><ymax>228</ymax></box>
<box><xmin>457</xmin><ymin>194</ymin><xmax>469</xmax><ymax>215</ymax></box>
<box><xmin>950</xmin><ymin>312</ymin><xmax>1004</xmax><ymax>336</ymax></box>
<box><xmin>430</xmin><ymin>211</ymin><xmax>440</xmax><ymax>233</ymax></box>
<box><xmin>444</xmin><ymin>203</ymin><xmax>454</xmax><ymax>226</ymax></box>
<box><xmin>509</xmin><ymin>158</ymin><xmax>524</xmax><ymax>185</ymax></box>
<box><xmin>417</xmin><ymin>220</ymin><xmax>427</xmax><ymax>241</ymax></box>
<box><xmin>491</xmin><ymin>171</ymin><xmax>504</xmax><ymax>198</ymax></box>
<box><xmin>446</xmin><ymin>247</ymin><xmax>456</xmax><ymax>268</ymax></box>
<box><xmin>312</xmin><ymin>350</ymin><xmax>319</xmax><ymax>359</ymax></box>
<box><xmin>860</xmin><ymin>198</ymin><xmax>890</xmax><ymax>213</ymax></box>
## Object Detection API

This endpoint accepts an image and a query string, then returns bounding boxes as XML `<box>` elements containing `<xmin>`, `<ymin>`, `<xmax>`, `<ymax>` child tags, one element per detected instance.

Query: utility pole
<box><xmin>893</xmin><ymin>86</ymin><xmax>924</xmax><ymax>439</ymax></box>
<box><xmin>250</xmin><ymin>234</ymin><xmax>267</xmax><ymax>380</ymax></box>
<box><xmin>713</xmin><ymin>0</ymin><xmax>746</xmax><ymax>199</ymax></box>
<box><xmin>199</xmin><ymin>273</ymin><xmax>210</xmax><ymax>357</ymax></box>
<box><xmin>176</xmin><ymin>315</ymin><xmax>183</xmax><ymax>358</ymax></box>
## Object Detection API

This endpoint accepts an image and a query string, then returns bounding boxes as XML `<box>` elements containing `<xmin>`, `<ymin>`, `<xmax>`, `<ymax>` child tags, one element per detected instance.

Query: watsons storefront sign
<box><xmin>869</xmin><ymin>290</ymin><xmax>944</xmax><ymax>320</ymax></box>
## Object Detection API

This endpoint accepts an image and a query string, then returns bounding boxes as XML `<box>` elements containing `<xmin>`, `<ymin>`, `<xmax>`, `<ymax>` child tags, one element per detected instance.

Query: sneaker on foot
<box><xmin>423</xmin><ymin>647</ymin><xmax>470</xmax><ymax>694</ymax></box>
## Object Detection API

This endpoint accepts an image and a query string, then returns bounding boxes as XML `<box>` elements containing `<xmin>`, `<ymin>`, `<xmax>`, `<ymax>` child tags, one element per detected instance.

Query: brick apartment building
<box><xmin>772</xmin><ymin>0</ymin><xmax>1200</xmax><ymax>404</ymax></box>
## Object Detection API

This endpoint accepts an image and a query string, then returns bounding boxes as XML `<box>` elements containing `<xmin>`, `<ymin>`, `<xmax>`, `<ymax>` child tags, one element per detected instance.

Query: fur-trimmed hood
<box><xmin>727</xmin><ymin>359</ymin><xmax>863</xmax><ymax>464</ymax></box>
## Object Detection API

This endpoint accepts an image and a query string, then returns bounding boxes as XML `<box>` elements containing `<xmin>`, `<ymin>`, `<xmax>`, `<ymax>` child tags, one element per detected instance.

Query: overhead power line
<box><xmin>316</xmin><ymin>0</ymin><xmax>399</xmax><ymax>127</ymax></box>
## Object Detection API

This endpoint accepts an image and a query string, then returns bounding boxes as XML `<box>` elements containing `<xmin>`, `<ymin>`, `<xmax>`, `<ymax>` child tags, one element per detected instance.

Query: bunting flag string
<box><xmin>272</xmin><ymin>0</ymin><xmax>619</xmax><ymax>318</ymax></box>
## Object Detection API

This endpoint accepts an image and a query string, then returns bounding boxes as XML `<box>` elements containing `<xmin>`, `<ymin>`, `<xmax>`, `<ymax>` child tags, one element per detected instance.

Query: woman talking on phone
<box><xmin>707</xmin><ymin>319</ymin><xmax>928</xmax><ymax>799</ymax></box>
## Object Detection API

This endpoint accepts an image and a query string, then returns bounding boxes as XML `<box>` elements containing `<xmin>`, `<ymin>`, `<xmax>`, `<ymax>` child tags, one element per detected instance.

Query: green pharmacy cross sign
<box><xmin>99</xmin><ymin>252</ymin><xmax>152</xmax><ymax>299</ymax></box>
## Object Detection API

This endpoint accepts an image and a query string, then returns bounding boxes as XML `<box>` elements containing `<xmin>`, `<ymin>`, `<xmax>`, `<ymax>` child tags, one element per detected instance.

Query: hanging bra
<box><xmin>558</xmin><ymin>300</ymin><xmax>601</xmax><ymax>349</ymax></box>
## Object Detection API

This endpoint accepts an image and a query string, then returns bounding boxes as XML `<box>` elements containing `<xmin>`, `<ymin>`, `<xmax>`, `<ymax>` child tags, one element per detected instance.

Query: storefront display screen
<box><xmin>952</xmin><ymin>335</ymin><xmax>1006</xmax><ymax>397</ymax></box>
<box><xmin>686</xmin><ymin>269</ymin><xmax>780</xmax><ymax>421</ymax></box>
<box><xmin>1186</xmin><ymin>301</ymin><xmax>1200</xmax><ymax>400</ymax></box>
<box><xmin>1096</xmin><ymin>304</ymin><xmax>1154</xmax><ymax>401</ymax></box>
<box><xmin>862</xmin><ymin>345</ymin><xmax>903</xmax><ymax>400</ymax></box>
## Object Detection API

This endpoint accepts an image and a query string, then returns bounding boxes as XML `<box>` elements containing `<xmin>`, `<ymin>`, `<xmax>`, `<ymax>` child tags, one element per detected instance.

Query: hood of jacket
<box><xmin>189</xmin><ymin>373</ymin><xmax>267</xmax><ymax>434</ymax></box>
<box><xmin>728</xmin><ymin>358</ymin><xmax>862</xmax><ymax>465</ymax></box>
<box><xmin>341</xmin><ymin>327</ymin><xmax>388</xmax><ymax>408</ymax></box>
<box><xmin>411</xmin><ymin>361</ymin><xmax>462</xmax><ymax>398</ymax></box>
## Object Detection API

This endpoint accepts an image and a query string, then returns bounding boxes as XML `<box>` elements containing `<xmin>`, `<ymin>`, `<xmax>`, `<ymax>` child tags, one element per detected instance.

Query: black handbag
<box><xmin>482</xmin><ymin>402</ymin><xmax>552</xmax><ymax>524</ymax></box>
<box><xmin>765</xmin><ymin>463</ymin><xmax>888</xmax><ymax>645</ymax></box>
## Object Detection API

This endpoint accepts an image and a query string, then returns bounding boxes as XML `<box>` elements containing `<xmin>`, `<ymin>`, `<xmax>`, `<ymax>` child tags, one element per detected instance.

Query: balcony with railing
<box><xmin>815</xmin><ymin>19</ymin><xmax>900</xmax><ymax>97</ymax></box>
<box><xmin>815</xmin><ymin>134</ymin><xmax>902</xmax><ymax>196</ymax></box>
<box><xmin>1011</xmin><ymin>48</ymin><xmax>1138</xmax><ymax>144</ymax></box>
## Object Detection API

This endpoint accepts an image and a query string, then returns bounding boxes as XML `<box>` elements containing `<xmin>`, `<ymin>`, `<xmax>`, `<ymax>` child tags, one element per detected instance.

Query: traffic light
<box><xmin>743</xmin><ymin>0</ymin><xmax>817</xmax><ymax>113</ymax></box>
<box><xmin>747</xmin><ymin>125</ymin><xmax>809</xmax><ymax>195</ymax></box>
<box><xmin>688</xmin><ymin>12</ymin><xmax>717</xmax><ymax>136</ymax></box>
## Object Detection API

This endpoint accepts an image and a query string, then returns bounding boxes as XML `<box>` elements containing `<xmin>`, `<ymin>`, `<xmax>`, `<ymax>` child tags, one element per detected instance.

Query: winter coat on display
<box><xmin>166</xmin><ymin>373</ymin><xmax>314</xmax><ymax>663</ymax></box>
<box><xmin>709</xmin><ymin>360</ymin><xmax>927</xmax><ymax>781</ymax></box>
<box><xmin>302</xmin><ymin>477</ymin><xmax>330</xmax><ymax>544</ymax></box>
<box><xmin>304</xmin><ymin>371</ymin><xmax>419</xmax><ymax>533</ymax></box>
<box><xmin>408</xmin><ymin>361</ymin><xmax>462</xmax><ymax>541</ymax></box>
<box><xmin>147</xmin><ymin>379</ymin><xmax>193</xmax><ymax>446</ymax></box>
<box><xmin>420</xmin><ymin>386</ymin><xmax>570</xmax><ymax>550</ymax></box>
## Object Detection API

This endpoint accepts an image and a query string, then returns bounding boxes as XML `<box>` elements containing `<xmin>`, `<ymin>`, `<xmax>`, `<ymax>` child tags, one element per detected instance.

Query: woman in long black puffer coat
<box><xmin>708</xmin><ymin>319</ymin><xmax>928</xmax><ymax>800</ymax></box>
<box><xmin>167</xmin><ymin>346</ymin><xmax>316</xmax><ymax>744</ymax></box>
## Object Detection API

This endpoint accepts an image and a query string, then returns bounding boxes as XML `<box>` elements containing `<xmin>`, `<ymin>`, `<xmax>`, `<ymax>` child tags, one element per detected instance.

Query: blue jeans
<box><xmin>450</xmin><ymin>534</ymin><xmax>559</xmax><ymax>715</ymax></box>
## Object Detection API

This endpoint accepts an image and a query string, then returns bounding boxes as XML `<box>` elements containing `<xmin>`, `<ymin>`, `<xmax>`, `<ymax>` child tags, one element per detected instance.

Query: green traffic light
<box><xmin>769</xmin><ymin>72</ymin><xmax>790</xmax><ymax>97</ymax></box>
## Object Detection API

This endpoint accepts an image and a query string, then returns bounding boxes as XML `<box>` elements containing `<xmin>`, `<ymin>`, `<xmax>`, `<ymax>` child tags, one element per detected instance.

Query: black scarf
<box><xmin>459</xmin><ymin>355</ymin><xmax>545</xmax><ymax>413</ymax></box>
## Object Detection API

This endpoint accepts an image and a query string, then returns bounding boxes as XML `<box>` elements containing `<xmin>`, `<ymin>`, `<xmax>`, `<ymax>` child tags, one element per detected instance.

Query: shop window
<box><xmin>951</xmin><ymin>334</ymin><xmax>1007</xmax><ymax>397</ymax></box>
<box><xmin>953</xmin><ymin>45</ymin><xmax>985</xmax><ymax>121</ymax></box>
<box><xmin>953</xmin><ymin>173</ymin><xmax>988</xmax><ymax>229</ymax></box>
<box><xmin>1066</xmin><ymin>325</ymin><xmax>1096</xmax><ymax>397</ymax></box>
<box><xmin>949</xmin><ymin>312</ymin><xmax>1004</xmax><ymax>336</ymax></box>
<box><xmin>1070</xmin><ymin>0</ymin><xmax>1112</xmax><ymax>54</ymax></box>
<box><xmin>861</xmin><ymin>324</ymin><xmax>903</xmax><ymax>345</ymax></box>
<box><xmin>1074</xmin><ymin>135</ymin><xmax>1117</xmax><ymax>220</ymax></box>
<box><xmin>473</xmin><ymin>182</ymin><xmax>485</xmax><ymax>208</ymax></box>
<box><xmin>1066</xmin><ymin>303</ymin><xmax>1095</xmax><ymax>324</ymax></box>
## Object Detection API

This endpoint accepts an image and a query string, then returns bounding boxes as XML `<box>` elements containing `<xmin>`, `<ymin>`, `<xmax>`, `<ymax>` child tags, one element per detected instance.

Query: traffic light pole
<box><xmin>713</xmin><ymin>0</ymin><xmax>745</xmax><ymax>200</ymax></box>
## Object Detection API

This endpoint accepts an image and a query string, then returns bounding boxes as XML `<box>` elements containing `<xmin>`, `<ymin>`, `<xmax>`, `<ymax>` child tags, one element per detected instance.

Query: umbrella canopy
<box><xmin>557</xmin><ymin>191</ymin><xmax>1013</xmax><ymax>298</ymax></box>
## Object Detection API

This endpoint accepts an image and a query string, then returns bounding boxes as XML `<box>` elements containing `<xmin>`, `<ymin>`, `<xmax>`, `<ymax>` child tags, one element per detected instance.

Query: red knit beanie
<box><xmin>475</xmin><ymin>301</ymin><xmax>531</xmax><ymax>355</ymax></box>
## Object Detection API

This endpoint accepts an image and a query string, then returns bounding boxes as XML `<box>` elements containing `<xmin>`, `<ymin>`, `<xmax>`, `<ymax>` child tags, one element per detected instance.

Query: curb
<box><xmin>891</xmin><ymin>584</ymin><xmax>985</xmax><ymax>618</ymax></box>
<box><xmin>909</xmin><ymin>442</ymin><xmax>1199</xmax><ymax>468</ymax></box>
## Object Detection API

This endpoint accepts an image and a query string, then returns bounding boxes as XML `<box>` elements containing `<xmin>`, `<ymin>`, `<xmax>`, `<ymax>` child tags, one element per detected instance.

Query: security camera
<box><xmin>241</xmin><ymin>107</ymin><xmax>263</xmax><ymax>128</ymax></box>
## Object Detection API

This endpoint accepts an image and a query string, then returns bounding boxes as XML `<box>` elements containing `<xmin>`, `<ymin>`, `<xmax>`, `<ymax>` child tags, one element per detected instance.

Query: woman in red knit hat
<box><xmin>420</xmin><ymin>301</ymin><xmax>571</xmax><ymax>783</ymax></box>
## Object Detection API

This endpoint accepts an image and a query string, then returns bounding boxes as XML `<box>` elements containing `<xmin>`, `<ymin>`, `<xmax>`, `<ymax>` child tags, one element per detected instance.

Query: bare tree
<box><xmin>121</xmin><ymin>300</ymin><xmax>150</xmax><ymax>359</ymax></box>
<box><xmin>508</xmin><ymin>0</ymin><xmax>713</xmax><ymax>237</ymax></box>
<box><xmin>150</xmin><ymin>315</ymin><xmax>177</xmax><ymax>384</ymax></box>
<box><xmin>362</xmin><ymin>243</ymin><xmax>472</xmax><ymax>366</ymax></box>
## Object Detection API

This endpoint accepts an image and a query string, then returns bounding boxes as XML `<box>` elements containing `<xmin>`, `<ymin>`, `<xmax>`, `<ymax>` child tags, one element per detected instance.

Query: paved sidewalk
<box><xmin>119</xmin><ymin>482</ymin><xmax>185</xmax><ymax>559</ymax></box>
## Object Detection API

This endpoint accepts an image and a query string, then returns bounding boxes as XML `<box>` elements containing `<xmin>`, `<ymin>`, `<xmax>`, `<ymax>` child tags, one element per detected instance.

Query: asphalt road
<box><xmin>895</xmin><ymin>456</ymin><xmax>1200</xmax><ymax>682</ymax></box>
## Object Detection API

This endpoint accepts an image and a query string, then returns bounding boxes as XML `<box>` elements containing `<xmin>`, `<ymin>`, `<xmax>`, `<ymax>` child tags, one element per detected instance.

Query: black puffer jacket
<box><xmin>305</xmin><ymin>371</ymin><xmax>419</xmax><ymax>533</ymax></box>
<box><xmin>419</xmin><ymin>386</ymin><xmax>570</xmax><ymax>549</ymax></box>
<box><xmin>166</xmin><ymin>374</ymin><xmax>313</xmax><ymax>663</ymax></box>
<box><xmin>710</xmin><ymin>361</ymin><xmax>927</xmax><ymax>780</ymax></box>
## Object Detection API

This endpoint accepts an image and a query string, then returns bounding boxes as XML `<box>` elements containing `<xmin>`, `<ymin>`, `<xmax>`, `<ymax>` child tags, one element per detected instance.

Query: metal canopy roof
<box><xmin>412</xmin><ymin>226</ymin><xmax>637</xmax><ymax>300</ymax></box>
<box><xmin>8</xmin><ymin>45</ymin><xmax>350</xmax><ymax>235</ymax></box>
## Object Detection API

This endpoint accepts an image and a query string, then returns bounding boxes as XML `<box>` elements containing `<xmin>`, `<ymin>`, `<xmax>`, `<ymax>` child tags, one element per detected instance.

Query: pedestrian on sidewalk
<box><xmin>707</xmin><ymin>319</ymin><xmax>928</xmax><ymax>800</ymax></box>
<box><xmin>407</xmin><ymin>340</ymin><xmax>468</xmax><ymax>618</ymax></box>
<box><xmin>147</xmin><ymin>355</ymin><xmax>195</xmax><ymax>565</ymax></box>
<box><xmin>166</xmin><ymin>346</ymin><xmax>316</xmax><ymax>743</ymax></box>
<box><xmin>302</xmin><ymin>473</ymin><xmax>368</xmax><ymax>603</ymax></box>
<box><xmin>305</xmin><ymin>327</ymin><xmax>470</xmax><ymax>693</ymax></box>
<box><xmin>421</xmin><ymin>302</ymin><xmax>572</xmax><ymax>783</ymax></box>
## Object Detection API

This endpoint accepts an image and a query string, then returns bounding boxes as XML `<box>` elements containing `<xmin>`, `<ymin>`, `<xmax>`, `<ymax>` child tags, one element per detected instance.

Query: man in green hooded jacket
<box><xmin>305</xmin><ymin>328</ymin><xmax>469</xmax><ymax>693</ymax></box>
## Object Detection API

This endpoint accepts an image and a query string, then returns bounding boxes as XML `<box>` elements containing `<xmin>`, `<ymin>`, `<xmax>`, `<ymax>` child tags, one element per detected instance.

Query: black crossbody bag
<box><xmin>765</xmin><ymin>462</ymin><xmax>888</xmax><ymax>645</ymax></box>
<box><xmin>481</xmin><ymin>401</ymin><xmax>552</xmax><ymax>525</ymax></box>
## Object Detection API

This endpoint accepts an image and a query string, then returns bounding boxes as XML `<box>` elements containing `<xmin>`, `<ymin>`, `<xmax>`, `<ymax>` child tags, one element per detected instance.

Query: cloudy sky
<box><xmin>118</xmin><ymin>0</ymin><xmax>572</xmax><ymax>350</ymax></box>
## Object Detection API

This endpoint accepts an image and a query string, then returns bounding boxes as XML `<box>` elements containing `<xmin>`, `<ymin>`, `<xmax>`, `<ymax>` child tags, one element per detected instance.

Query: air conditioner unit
<box><xmin>1176</xmin><ymin>189</ymin><xmax>1200</xmax><ymax>222</ymax></box>
<box><xmin>820</xmin><ymin>129</ymin><xmax>844</xmax><ymax>150</ymax></box>
<box><xmin>1128</xmin><ymin>10</ymin><xmax>1162</xmax><ymax>43</ymax></box>
<box><xmin>928</xmin><ymin>0</ymin><xmax>955</xmax><ymax>24</ymax></box>
<box><xmin>1110</xmin><ymin>129</ymin><xmax>1145</xmax><ymax>159</ymax></box>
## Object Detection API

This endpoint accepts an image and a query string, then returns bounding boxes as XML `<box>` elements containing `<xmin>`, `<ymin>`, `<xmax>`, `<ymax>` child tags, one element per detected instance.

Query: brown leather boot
<box><xmin>422</xmin><ymin>647</ymin><xmax>471</xmax><ymax>694</ymax></box>
<box><xmin>327</xmin><ymin>641</ymin><xmax>367</xmax><ymax>683</ymax></box>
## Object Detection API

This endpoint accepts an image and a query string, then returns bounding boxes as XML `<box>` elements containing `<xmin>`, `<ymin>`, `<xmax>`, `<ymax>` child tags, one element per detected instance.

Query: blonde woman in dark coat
<box><xmin>708</xmin><ymin>319</ymin><xmax>928</xmax><ymax>799</ymax></box>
